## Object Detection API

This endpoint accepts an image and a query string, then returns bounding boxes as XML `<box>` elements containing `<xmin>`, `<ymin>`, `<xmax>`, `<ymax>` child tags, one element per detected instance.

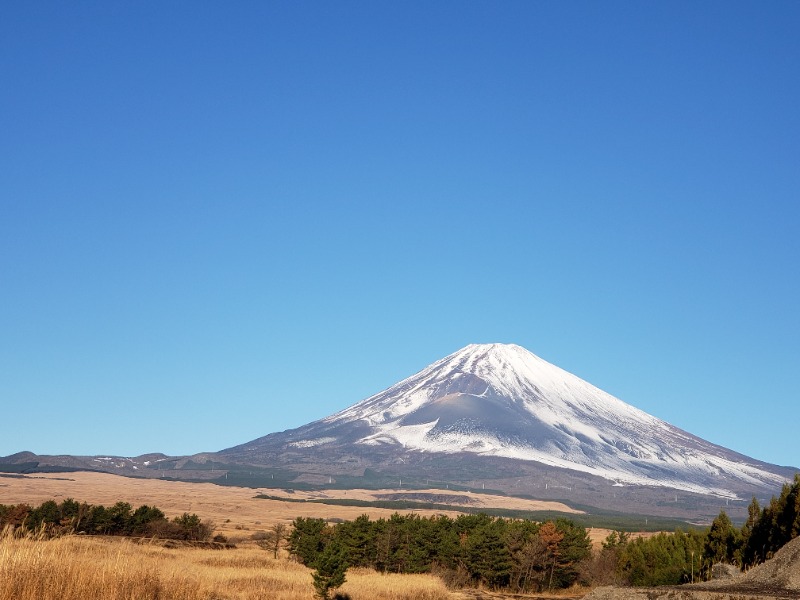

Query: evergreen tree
<box><xmin>336</xmin><ymin>514</ymin><xmax>374</xmax><ymax>567</ymax></box>
<box><xmin>289</xmin><ymin>517</ymin><xmax>329</xmax><ymax>566</ymax></box>
<box><xmin>108</xmin><ymin>502</ymin><xmax>134</xmax><ymax>535</ymax></box>
<box><xmin>172</xmin><ymin>512</ymin><xmax>212</xmax><ymax>541</ymax></box>
<box><xmin>285</xmin><ymin>510</ymin><xmax>593</xmax><ymax>593</ymax></box>
<box><xmin>738</xmin><ymin>497</ymin><xmax>760</xmax><ymax>566</ymax></box>
<box><xmin>506</xmin><ymin>521</ymin><xmax>546</xmax><ymax>592</ymax></box>
<box><xmin>619</xmin><ymin>530</ymin><xmax>703</xmax><ymax>586</ymax></box>
<box><xmin>776</xmin><ymin>475</ymin><xmax>800</xmax><ymax>545</ymax></box>
<box><xmin>464</xmin><ymin>520</ymin><xmax>512</xmax><ymax>589</ymax></box>
<box><xmin>86</xmin><ymin>504</ymin><xmax>112</xmax><ymax>534</ymax></box>
<box><xmin>58</xmin><ymin>498</ymin><xmax>89</xmax><ymax>532</ymax></box>
<box><xmin>27</xmin><ymin>500</ymin><xmax>59</xmax><ymax>531</ymax></box>
<box><xmin>742</xmin><ymin>475</ymin><xmax>800</xmax><ymax>567</ymax></box>
<box><xmin>602</xmin><ymin>530</ymin><xmax>630</xmax><ymax>549</ymax></box>
<box><xmin>704</xmin><ymin>511</ymin><xmax>739</xmax><ymax>565</ymax></box>
<box><xmin>131</xmin><ymin>505</ymin><xmax>165</xmax><ymax>535</ymax></box>
<box><xmin>311</xmin><ymin>539</ymin><xmax>348</xmax><ymax>600</ymax></box>
<box><xmin>553</xmin><ymin>518</ymin><xmax>592</xmax><ymax>588</ymax></box>
<box><xmin>427</xmin><ymin>515</ymin><xmax>461</xmax><ymax>571</ymax></box>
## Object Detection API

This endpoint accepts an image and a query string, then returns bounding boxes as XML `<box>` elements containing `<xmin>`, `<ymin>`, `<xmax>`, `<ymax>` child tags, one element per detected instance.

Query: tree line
<box><xmin>597</xmin><ymin>474</ymin><xmax>800</xmax><ymax>587</ymax></box>
<box><xmin>0</xmin><ymin>498</ymin><xmax>216</xmax><ymax>541</ymax></box>
<box><xmin>706</xmin><ymin>474</ymin><xmax>800</xmax><ymax>569</ymax></box>
<box><xmin>289</xmin><ymin>512</ymin><xmax>592</xmax><ymax>593</ymax></box>
<box><xmin>289</xmin><ymin>474</ymin><xmax>800</xmax><ymax>593</ymax></box>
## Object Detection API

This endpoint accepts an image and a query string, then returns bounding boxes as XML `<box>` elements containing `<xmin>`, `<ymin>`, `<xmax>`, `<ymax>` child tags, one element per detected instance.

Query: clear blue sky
<box><xmin>1</xmin><ymin>2</ymin><xmax>798</xmax><ymax>468</ymax></box>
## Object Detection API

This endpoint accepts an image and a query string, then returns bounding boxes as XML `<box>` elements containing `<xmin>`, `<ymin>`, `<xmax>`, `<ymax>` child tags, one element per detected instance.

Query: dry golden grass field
<box><xmin>0</xmin><ymin>471</ymin><xmax>581</xmax><ymax>540</ymax></box>
<box><xmin>0</xmin><ymin>471</ymin><xmax>606</xmax><ymax>599</ymax></box>
<box><xmin>0</xmin><ymin>529</ymin><xmax>462</xmax><ymax>600</ymax></box>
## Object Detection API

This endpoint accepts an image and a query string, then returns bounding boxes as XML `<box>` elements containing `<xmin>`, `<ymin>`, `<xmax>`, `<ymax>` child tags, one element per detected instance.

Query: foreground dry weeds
<box><xmin>0</xmin><ymin>530</ymin><xmax>456</xmax><ymax>600</ymax></box>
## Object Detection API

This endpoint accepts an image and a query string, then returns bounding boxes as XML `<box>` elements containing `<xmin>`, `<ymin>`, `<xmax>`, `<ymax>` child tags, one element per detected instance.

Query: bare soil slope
<box><xmin>704</xmin><ymin>534</ymin><xmax>800</xmax><ymax>594</ymax></box>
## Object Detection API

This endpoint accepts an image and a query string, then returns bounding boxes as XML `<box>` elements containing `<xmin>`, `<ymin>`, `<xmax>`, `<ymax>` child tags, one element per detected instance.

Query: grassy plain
<box><xmin>0</xmin><ymin>471</ymin><xmax>580</xmax><ymax>540</ymax></box>
<box><xmin>0</xmin><ymin>530</ymin><xmax>457</xmax><ymax>600</ymax></box>
<box><xmin>0</xmin><ymin>471</ymin><xmax>635</xmax><ymax>599</ymax></box>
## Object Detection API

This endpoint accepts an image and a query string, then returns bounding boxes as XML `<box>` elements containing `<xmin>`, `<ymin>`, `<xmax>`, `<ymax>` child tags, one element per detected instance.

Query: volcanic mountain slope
<box><xmin>222</xmin><ymin>343</ymin><xmax>794</xmax><ymax>500</ymax></box>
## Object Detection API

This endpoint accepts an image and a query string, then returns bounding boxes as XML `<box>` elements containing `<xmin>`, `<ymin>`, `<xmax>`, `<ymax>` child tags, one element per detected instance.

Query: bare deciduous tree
<box><xmin>257</xmin><ymin>522</ymin><xmax>287</xmax><ymax>559</ymax></box>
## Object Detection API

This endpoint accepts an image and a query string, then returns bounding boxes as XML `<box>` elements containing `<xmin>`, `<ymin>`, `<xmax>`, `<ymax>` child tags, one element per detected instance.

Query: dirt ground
<box><xmin>692</xmin><ymin>534</ymin><xmax>800</xmax><ymax>597</ymax></box>
<box><xmin>456</xmin><ymin>592</ymin><xmax>587</xmax><ymax>600</ymax></box>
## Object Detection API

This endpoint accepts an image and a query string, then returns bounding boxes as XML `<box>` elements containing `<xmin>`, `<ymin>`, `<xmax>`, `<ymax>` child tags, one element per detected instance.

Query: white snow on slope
<box><xmin>317</xmin><ymin>344</ymin><xmax>788</xmax><ymax>498</ymax></box>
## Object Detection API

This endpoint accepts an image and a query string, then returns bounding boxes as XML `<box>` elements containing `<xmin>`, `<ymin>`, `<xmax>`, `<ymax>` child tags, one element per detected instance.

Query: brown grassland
<box><xmin>0</xmin><ymin>471</ymin><xmax>602</xmax><ymax>599</ymax></box>
<box><xmin>0</xmin><ymin>528</ymin><xmax>458</xmax><ymax>600</ymax></box>
<box><xmin>0</xmin><ymin>471</ymin><xmax>581</xmax><ymax>540</ymax></box>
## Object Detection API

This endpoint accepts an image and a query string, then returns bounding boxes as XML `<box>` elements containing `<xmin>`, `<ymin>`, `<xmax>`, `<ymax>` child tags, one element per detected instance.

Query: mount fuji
<box><xmin>222</xmin><ymin>343</ymin><xmax>795</xmax><ymax>506</ymax></box>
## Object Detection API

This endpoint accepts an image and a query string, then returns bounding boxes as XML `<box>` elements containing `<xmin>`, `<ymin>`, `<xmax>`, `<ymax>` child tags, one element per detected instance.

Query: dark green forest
<box><xmin>290</xmin><ymin>512</ymin><xmax>592</xmax><ymax>592</ymax></box>
<box><xmin>289</xmin><ymin>475</ymin><xmax>800</xmax><ymax>592</ymax></box>
<box><xmin>0</xmin><ymin>499</ymin><xmax>215</xmax><ymax>541</ymax></box>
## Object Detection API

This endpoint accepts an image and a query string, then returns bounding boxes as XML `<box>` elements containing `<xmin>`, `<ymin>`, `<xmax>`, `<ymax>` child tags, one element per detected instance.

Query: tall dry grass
<box><xmin>0</xmin><ymin>527</ymin><xmax>454</xmax><ymax>600</ymax></box>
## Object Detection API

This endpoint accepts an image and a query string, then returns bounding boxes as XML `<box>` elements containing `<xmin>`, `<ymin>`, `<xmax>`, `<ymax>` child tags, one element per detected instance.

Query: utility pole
<box><xmin>691</xmin><ymin>551</ymin><xmax>694</xmax><ymax>584</ymax></box>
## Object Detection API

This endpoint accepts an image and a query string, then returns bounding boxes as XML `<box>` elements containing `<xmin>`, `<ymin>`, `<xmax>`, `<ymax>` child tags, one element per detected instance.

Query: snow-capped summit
<box><xmin>223</xmin><ymin>343</ymin><xmax>794</xmax><ymax>500</ymax></box>
<box><xmin>328</xmin><ymin>343</ymin><xmax>663</xmax><ymax>436</ymax></box>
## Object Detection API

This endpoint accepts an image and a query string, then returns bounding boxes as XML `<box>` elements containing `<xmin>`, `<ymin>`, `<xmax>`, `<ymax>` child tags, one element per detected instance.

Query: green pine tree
<box><xmin>704</xmin><ymin>510</ymin><xmax>738</xmax><ymax>565</ymax></box>
<box><xmin>464</xmin><ymin>521</ymin><xmax>512</xmax><ymax>589</ymax></box>
<box><xmin>312</xmin><ymin>539</ymin><xmax>348</xmax><ymax>600</ymax></box>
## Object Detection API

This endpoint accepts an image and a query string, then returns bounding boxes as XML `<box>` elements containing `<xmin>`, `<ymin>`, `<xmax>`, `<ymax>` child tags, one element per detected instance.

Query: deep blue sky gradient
<box><xmin>1</xmin><ymin>2</ymin><xmax>798</xmax><ymax>467</ymax></box>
